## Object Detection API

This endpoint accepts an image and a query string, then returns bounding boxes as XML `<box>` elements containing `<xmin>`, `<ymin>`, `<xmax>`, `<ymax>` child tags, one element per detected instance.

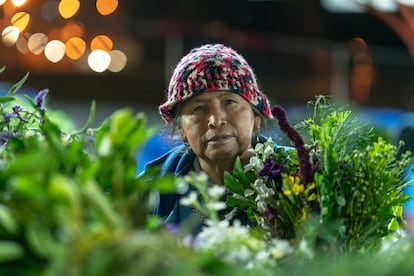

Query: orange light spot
<box><xmin>96</xmin><ymin>0</ymin><xmax>118</xmax><ymax>15</ymax></box>
<box><xmin>58</xmin><ymin>0</ymin><xmax>80</xmax><ymax>19</ymax></box>
<box><xmin>90</xmin><ymin>34</ymin><xmax>113</xmax><ymax>51</ymax></box>
<box><xmin>65</xmin><ymin>37</ymin><xmax>86</xmax><ymax>60</ymax></box>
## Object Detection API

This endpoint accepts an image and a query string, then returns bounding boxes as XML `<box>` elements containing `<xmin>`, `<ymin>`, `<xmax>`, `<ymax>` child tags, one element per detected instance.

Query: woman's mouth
<box><xmin>208</xmin><ymin>134</ymin><xmax>232</xmax><ymax>143</ymax></box>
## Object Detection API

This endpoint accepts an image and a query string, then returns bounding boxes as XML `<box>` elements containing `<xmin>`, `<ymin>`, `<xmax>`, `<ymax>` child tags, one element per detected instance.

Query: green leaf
<box><xmin>224</xmin><ymin>171</ymin><xmax>245</xmax><ymax>195</ymax></box>
<box><xmin>0</xmin><ymin>205</ymin><xmax>17</xmax><ymax>234</ymax></box>
<box><xmin>150</xmin><ymin>175</ymin><xmax>176</xmax><ymax>193</ymax></box>
<box><xmin>0</xmin><ymin>96</ymin><xmax>15</xmax><ymax>103</ymax></box>
<box><xmin>388</xmin><ymin>218</ymin><xmax>399</xmax><ymax>232</ymax></box>
<box><xmin>23</xmin><ymin>94</ymin><xmax>37</xmax><ymax>108</ymax></box>
<box><xmin>7</xmin><ymin>72</ymin><xmax>29</xmax><ymax>95</ymax></box>
<box><xmin>226</xmin><ymin>195</ymin><xmax>254</xmax><ymax>211</ymax></box>
<box><xmin>81</xmin><ymin>100</ymin><xmax>96</xmax><ymax>132</ymax></box>
<box><xmin>5</xmin><ymin>151</ymin><xmax>55</xmax><ymax>176</ymax></box>
<box><xmin>0</xmin><ymin>66</ymin><xmax>5</xmax><ymax>74</ymax></box>
<box><xmin>0</xmin><ymin>241</ymin><xmax>23</xmax><ymax>262</ymax></box>
<box><xmin>336</xmin><ymin>196</ymin><xmax>346</xmax><ymax>207</ymax></box>
<box><xmin>84</xmin><ymin>180</ymin><xmax>122</xmax><ymax>226</ymax></box>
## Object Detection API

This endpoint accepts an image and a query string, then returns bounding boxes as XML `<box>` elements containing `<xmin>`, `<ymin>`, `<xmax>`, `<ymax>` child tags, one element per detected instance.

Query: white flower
<box><xmin>252</xmin><ymin>179</ymin><xmax>275</xmax><ymax>198</ymax></box>
<box><xmin>244</xmin><ymin>189</ymin><xmax>255</xmax><ymax>197</ymax></box>
<box><xmin>269</xmin><ymin>239</ymin><xmax>294</xmax><ymax>259</ymax></box>
<box><xmin>179</xmin><ymin>191</ymin><xmax>198</xmax><ymax>206</ymax></box>
<box><xmin>208</xmin><ymin>185</ymin><xmax>226</xmax><ymax>198</ymax></box>
<box><xmin>264</xmin><ymin>143</ymin><xmax>275</xmax><ymax>156</ymax></box>
<box><xmin>244</xmin><ymin>156</ymin><xmax>263</xmax><ymax>173</ymax></box>
<box><xmin>206</xmin><ymin>201</ymin><xmax>227</xmax><ymax>211</ymax></box>
<box><xmin>256</xmin><ymin>200</ymin><xmax>267</xmax><ymax>213</ymax></box>
<box><xmin>174</xmin><ymin>178</ymin><xmax>190</xmax><ymax>194</ymax></box>
<box><xmin>254</xmin><ymin>142</ymin><xmax>264</xmax><ymax>153</ymax></box>
<box><xmin>184</xmin><ymin>171</ymin><xmax>208</xmax><ymax>184</ymax></box>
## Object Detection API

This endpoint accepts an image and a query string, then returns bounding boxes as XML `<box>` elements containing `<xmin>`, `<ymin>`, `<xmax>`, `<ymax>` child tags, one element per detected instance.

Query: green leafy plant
<box><xmin>3</xmin><ymin>67</ymin><xmax>414</xmax><ymax>275</ymax></box>
<box><xmin>223</xmin><ymin>95</ymin><xmax>412</xmax><ymax>257</ymax></box>
<box><xmin>0</xmin><ymin>68</ymin><xmax>245</xmax><ymax>275</ymax></box>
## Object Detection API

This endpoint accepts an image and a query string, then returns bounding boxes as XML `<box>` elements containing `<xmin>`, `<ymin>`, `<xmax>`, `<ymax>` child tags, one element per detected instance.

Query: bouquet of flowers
<box><xmin>223</xmin><ymin>96</ymin><xmax>412</xmax><ymax>255</ymax></box>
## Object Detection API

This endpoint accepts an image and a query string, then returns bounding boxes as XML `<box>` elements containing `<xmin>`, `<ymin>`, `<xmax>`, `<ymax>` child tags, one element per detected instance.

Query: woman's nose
<box><xmin>208</xmin><ymin>107</ymin><xmax>226</xmax><ymax>128</ymax></box>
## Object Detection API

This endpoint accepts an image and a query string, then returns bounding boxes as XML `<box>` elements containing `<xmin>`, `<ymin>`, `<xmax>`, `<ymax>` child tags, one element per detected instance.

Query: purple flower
<box><xmin>3</xmin><ymin>112</ymin><xmax>13</xmax><ymax>124</ymax></box>
<box><xmin>272</xmin><ymin>105</ymin><xmax>314</xmax><ymax>185</ymax></box>
<box><xmin>35</xmin><ymin>89</ymin><xmax>48</xmax><ymax>113</ymax></box>
<box><xmin>0</xmin><ymin>131</ymin><xmax>12</xmax><ymax>145</ymax></box>
<box><xmin>264</xmin><ymin>206</ymin><xmax>275</xmax><ymax>220</ymax></box>
<box><xmin>259</xmin><ymin>158</ymin><xmax>284</xmax><ymax>182</ymax></box>
<box><xmin>165</xmin><ymin>223</ymin><xmax>179</xmax><ymax>234</ymax></box>
<box><xmin>12</xmin><ymin>105</ymin><xmax>28</xmax><ymax>123</ymax></box>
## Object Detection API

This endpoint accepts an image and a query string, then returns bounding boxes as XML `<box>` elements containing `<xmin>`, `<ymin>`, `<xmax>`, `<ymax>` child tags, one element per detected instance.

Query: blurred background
<box><xmin>1</xmin><ymin>0</ymin><xmax>414</xmax><ymax>143</ymax></box>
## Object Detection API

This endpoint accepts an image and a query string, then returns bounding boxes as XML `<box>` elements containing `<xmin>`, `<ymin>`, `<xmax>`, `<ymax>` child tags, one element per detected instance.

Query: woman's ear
<box><xmin>253</xmin><ymin>115</ymin><xmax>262</xmax><ymax>131</ymax></box>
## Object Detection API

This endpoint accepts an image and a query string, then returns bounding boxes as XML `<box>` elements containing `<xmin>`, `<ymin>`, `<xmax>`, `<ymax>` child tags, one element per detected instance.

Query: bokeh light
<box><xmin>16</xmin><ymin>35</ymin><xmax>30</xmax><ymax>54</ymax></box>
<box><xmin>62</xmin><ymin>20</ymin><xmax>84</xmax><ymax>40</ymax></box>
<box><xmin>65</xmin><ymin>37</ymin><xmax>86</xmax><ymax>60</ymax></box>
<box><xmin>90</xmin><ymin>34</ymin><xmax>113</xmax><ymax>51</ymax></box>
<box><xmin>11</xmin><ymin>12</ymin><xmax>30</xmax><ymax>32</ymax></box>
<box><xmin>45</xmin><ymin>40</ymin><xmax>66</xmax><ymax>63</ymax></box>
<box><xmin>11</xmin><ymin>0</ymin><xmax>26</xmax><ymax>7</ymax></box>
<box><xmin>1</xmin><ymin>0</ymin><xmax>123</xmax><ymax>72</ymax></box>
<box><xmin>2</xmin><ymin>26</ymin><xmax>20</xmax><ymax>47</ymax></box>
<box><xmin>28</xmin><ymin>32</ymin><xmax>48</xmax><ymax>55</ymax></box>
<box><xmin>58</xmin><ymin>0</ymin><xmax>80</xmax><ymax>19</ymax></box>
<box><xmin>108</xmin><ymin>49</ymin><xmax>127</xmax><ymax>72</ymax></box>
<box><xmin>88</xmin><ymin>49</ymin><xmax>111</xmax><ymax>72</ymax></box>
<box><xmin>96</xmin><ymin>0</ymin><xmax>118</xmax><ymax>16</ymax></box>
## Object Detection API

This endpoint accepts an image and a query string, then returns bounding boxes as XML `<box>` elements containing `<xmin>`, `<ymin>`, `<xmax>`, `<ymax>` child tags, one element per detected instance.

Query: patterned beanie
<box><xmin>159</xmin><ymin>44</ymin><xmax>272</xmax><ymax>124</ymax></box>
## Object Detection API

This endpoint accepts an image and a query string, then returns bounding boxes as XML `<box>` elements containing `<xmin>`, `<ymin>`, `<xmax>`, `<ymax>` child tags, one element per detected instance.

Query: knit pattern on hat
<box><xmin>159</xmin><ymin>44</ymin><xmax>272</xmax><ymax>124</ymax></box>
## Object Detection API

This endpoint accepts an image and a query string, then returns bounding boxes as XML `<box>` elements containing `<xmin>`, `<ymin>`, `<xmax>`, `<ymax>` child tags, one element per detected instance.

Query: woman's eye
<box><xmin>224</xmin><ymin>99</ymin><xmax>236</xmax><ymax>105</ymax></box>
<box><xmin>194</xmin><ymin>105</ymin><xmax>206</xmax><ymax>112</ymax></box>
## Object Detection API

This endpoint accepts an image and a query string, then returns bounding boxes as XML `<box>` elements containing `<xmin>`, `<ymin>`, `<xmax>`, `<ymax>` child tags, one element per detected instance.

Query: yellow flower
<box><xmin>307</xmin><ymin>182</ymin><xmax>316</xmax><ymax>190</ymax></box>
<box><xmin>283</xmin><ymin>190</ymin><xmax>292</xmax><ymax>196</ymax></box>
<box><xmin>289</xmin><ymin>175</ymin><xmax>301</xmax><ymax>186</ymax></box>
<box><xmin>308</xmin><ymin>193</ymin><xmax>317</xmax><ymax>201</ymax></box>
<box><xmin>292</xmin><ymin>183</ymin><xmax>304</xmax><ymax>196</ymax></box>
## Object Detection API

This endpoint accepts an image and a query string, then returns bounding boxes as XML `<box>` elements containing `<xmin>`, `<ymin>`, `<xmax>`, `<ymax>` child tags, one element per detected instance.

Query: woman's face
<box><xmin>178</xmin><ymin>91</ymin><xmax>262</xmax><ymax>165</ymax></box>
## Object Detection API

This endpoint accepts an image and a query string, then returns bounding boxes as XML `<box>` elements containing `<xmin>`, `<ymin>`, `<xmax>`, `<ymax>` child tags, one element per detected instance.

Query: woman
<box><xmin>145</xmin><ymin>44</ymin><xmax>285</xmax><ymax>229</ymax></box>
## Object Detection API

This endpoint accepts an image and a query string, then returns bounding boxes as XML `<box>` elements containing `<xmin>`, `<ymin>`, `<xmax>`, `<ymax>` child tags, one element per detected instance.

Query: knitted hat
<box><xmin>159</xmin><ymin>44</ymin><xmax>272</xmax><ymax>124</ymax></box>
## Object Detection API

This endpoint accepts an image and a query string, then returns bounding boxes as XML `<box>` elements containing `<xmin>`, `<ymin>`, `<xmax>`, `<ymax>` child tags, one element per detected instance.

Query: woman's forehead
<box><xmin>187</xmin><ymin>91</ymin><xmax>242</xmax><ymax>102</ymax></box>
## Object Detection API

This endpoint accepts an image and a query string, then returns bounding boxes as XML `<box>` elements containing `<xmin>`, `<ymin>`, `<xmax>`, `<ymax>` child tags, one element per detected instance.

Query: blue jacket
<box><xmin>145</xmin><ymin>144</ymin><xmax>196</xmax><ymax>224</ymax></box>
